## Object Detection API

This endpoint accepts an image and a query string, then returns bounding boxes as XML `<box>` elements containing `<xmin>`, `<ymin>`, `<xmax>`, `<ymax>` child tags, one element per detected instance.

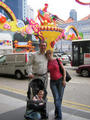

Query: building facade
<box><xmin>58</xmin><ymin>9</ymin><xmax>90</xmax><ymax>39</ymax></box>
<box><xmin>27</xmin><ymin>5</ymin><xmax>34</xmax><ymax>20</ymax></box>
<box><xmin>58</xmin><ymin>19</ymin><xmax>90</xmax><ymax>39</ymax></box>
<box><xmin>70</xmin><ymin>9</ymin><xmax>77</xmax><ymax>21</ymax></box>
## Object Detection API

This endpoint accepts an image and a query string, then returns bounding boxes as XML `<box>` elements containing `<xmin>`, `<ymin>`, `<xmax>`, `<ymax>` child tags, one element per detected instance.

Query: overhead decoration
<box><xmin>37</xmin><ymin>3</ymin><xmax>58</xmax><ymax>26</ymax></box>
<box><xmin>16</xmin><ymin>20</ymin><xmax>25</xmax><ymax>28</ymax></box>
<box><xmin>0</xmin><ymin>1</ymin><xmax>41</xmax><ymax>37</ymax></box>
<box><xmin>64</xmin><ymin>25</ymin><xmax>82</xmax><ymax>40</ymax></box>
<box><xmin>0</xmin><ymin>1</ymin><xmax>80</xmax><ymax>51</ymax></box>
<box><xmin>75</xmin><ymin>0</ymin><xmax>90</xmax><ymax>5</ymax></box>
<box><xmin>37</xmin><ymin>3</ymin><xmax>80</xmax><ymax>50</ymax></box>
<box><xmin>3</xmin><ymin>23</ymin><xmax>11</xmax><ymax>29</ymax></box>
<box><xmin>0</xmin><ymin>13</ymin><xmax>6</xmax><ymax>23</ymax></box>
<box><xmin>37</xmin><ymin>3</ymin><xmax>64</xmax><ymax>50</ymax></box>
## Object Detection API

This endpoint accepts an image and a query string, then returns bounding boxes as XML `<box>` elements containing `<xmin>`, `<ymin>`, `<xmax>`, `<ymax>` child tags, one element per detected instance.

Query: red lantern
<box><xmin>0</xmin><ymin>16</ymin><xmax>6</xmax><ymax>23</ymax></box>
<box><xmin>50</xmin><ymin>41</ymin><xmax>55</xmax><ymax>48</ymax></box>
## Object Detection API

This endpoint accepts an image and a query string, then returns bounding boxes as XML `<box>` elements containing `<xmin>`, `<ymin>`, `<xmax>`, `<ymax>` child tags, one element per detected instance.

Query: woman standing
<box><xmin>46</xmin><ymin>50</ymin><xmax>66</xmax><ymax>120</ymax></box>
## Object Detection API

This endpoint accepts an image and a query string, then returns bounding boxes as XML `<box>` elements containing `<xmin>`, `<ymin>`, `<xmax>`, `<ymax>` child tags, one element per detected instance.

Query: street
<box><xmin>0</xmin><ymin>64</ymin><xmax>90</xmax><ymax>120</ymax></box>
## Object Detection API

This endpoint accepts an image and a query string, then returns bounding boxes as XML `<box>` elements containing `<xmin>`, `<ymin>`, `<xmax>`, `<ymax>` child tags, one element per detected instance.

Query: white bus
<box><xmin>72</xmin><ymin>39</ymin><xmax>90</xmax><ymax>66</ymax></box>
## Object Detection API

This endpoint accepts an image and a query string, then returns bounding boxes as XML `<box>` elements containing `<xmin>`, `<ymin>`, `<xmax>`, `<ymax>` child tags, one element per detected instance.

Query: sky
<box><xmin>27</xmin><ymin>0</ymin><xmax>90</xmax><ymax>21</ymax></box>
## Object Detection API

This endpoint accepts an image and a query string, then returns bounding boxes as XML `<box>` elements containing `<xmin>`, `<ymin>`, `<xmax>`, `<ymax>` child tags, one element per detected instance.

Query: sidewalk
<box><xmin>64</xmin><ymin>64</ymin><xmax>78</xmax><ymax>70</ymax></box>
<box><xmin>0</xmin><ymin>92</ymin><xmax>89</xmax><ymax>120</ymax></box>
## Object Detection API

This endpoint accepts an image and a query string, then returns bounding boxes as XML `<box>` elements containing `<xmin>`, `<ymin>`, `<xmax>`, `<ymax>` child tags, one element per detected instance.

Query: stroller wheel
<box><xmin>41</xmin><ymin>112</ymin><xmax>48</xmax><ymax>120</ymax></box>
<box><xmin>42</xmin><ymin>118</ymin><xmax>48</xmax><ymax>120</ymax></box>
<box><xmin>24</xmin><ymin>118</ymin><xmax>35</xmax><ymax>120</ymax></box>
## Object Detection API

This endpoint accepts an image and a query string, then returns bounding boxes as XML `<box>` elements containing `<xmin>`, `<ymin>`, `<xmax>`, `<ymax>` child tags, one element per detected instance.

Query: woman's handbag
<box><xmin>56</xmin><ymin>58</ymin><xmax>71</xmax><ymax>82</ymax></box>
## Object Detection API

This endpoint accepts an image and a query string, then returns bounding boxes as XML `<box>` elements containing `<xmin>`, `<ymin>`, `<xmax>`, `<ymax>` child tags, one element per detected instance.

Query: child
<box><xmin>33</xmin><ymin>90</ymin><xmax>45</xmax><ymax>105</ymax></box>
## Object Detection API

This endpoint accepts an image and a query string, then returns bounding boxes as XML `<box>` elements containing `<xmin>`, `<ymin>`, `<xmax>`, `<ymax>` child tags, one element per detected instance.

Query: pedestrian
<box><xmin>46</xmin><ymin>50</ymin><xmax>66</xmax><ymax>120</ymax></box>
<box><xmin>27</xmin><ymin>40</ymin><xmax>48</xmax><ymax>118</ymax></box>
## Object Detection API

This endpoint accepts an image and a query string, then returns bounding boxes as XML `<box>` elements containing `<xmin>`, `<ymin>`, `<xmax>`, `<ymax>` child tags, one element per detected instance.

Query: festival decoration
<box><xmin>63</xmin><ymin>25</ymin><xmax>81</xmax><ymax>40</ymax></box>
<box><xmin>13</xmin><ymin>40</ymin><xmax>35</xmax><ymax>53</ymax></box>
<box><xmin>26</xmin><ymin>18</ymin><xmax>40</xmax><ymax>34</ymax></box>
<box><xmin>37</xmin><ymin>3</ymin><xmax>64</xmax><ymax>50</ymax></box>
<box><xmin>17</xmin><ymin>20</ymin><xmax>25</xmax><ymax>28</ymax></box>
<box><xmin>79</xmin><ymin>32</ymin><xmax>83</xmax><ymax>39</ymax></box>
<box><xmin>0</xmin><ymin>1</ymin><xmax>80</xmax><ymax>51</ymax></box>
<box><xmin>3</xmin><ymin>23</ymin><xmax>11</xmax><ymax>30</ymax></box>
<box><xmin>37</xmin><ymin>3</ymin><xmax>58</xmax><ymax>26</ymax></box>
<box><xmin>37</xmin><ymin>4</ymin><xmax>80</xmax><ymax>50</ymax></box>
<box><xmin>0</xmin><ymin>13</ymin><xmax>6</xmax><ymax>23</ymax></box>
<box><xmin>75</xmin><ymin>0</ymin><xmax>90</xmax><ymax>5</ymax></box>
<box><xmin>0</xmin><ymin>1</ymin><xmax>40</xmax><ymax>37</ymax></box>
<box><xmin>0</xmin><ymin>40</ymin><xmax>12</xmax><ymax>46</ymax></box>
<box><xmin>25</xmin><ymin>25</ymin><xmax>34</xmax><ymax>34</ymax></box>
<box><xmin>50</xmin><ymin>41</ymin><xmax>56</xmax><ymax>48</ymax></box>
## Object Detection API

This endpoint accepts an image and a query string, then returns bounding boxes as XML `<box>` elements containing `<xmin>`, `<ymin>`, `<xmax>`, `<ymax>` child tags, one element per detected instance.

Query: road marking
<box><xmin>63</xmin><ymin>100</ymin><xmax>90</xmax><ymax>108</ymax></box>
<box><xmin>69</xmin><ymin>81</ymin><xmax>81</xmax><ymax>83</ymax></box>
<box><xmin>69</xmin><ymin>81</ymin><xmax>90</xmax><ymax>84</ymax></box>
<box><xmin>48</xmin><ymin>96</ymin><xmax>90</xmax><ymax>111</ymax></box>
<box><xmin>63</xmin><ymin>102</ymin><xmax>90</xmax><ymax>112</ymax></box>
<box><xmin>0</xmin><ymin>85</ymin><xmax>27</xmax><ymax>96</ymax></box>
<box><xmin>0</xmin><ymin>85</ymin><xmax>90</xmax><ymax>112</ymax></box>
<box><xmin>48</xmin><ymin>96</ymin><xmax>90</xmax><ymax>108</ymax></box>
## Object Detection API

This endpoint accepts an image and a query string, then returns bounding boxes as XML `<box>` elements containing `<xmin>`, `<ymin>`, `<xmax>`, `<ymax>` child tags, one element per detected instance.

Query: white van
<box><xmin>0</xmin><ymin>53</ymin><xmax>30</xmax><ymax>79</ymax></box>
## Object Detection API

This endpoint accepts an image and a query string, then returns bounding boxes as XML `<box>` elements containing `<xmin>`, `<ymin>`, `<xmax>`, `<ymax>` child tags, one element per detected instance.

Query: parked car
<box><xmin>53</xmin><ymin>53</ymin><xmax>58</xmax><ymax>58</ymax></box>
<box><xmin>0</xmin><ymin>53</ymin><xmax>31</xmax><ymax>79</ymax></box>
<box><xmin>67</xmin><ymin>55</ymin><xmax>72</xmax><ymax>61</ymax></box>
<box><xmin>60</xmin><ymin>54</ymin><xmax>70</xmax><ymax>65</ymax></box>
<box><xmin>76</xmin><ymin>64</ymin><xmax>90</xmax><ymax>77</ymax></box>
<box><xmin>53</xmin><ymin>53</ymin><xmax>70</xmax><ymax>65</ymax></box>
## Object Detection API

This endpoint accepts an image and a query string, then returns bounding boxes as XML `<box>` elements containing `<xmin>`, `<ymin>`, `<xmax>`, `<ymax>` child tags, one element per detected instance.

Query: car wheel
<box><xmin>63</xmin><ymin>63</ymin><xmax>66</xmax><ymax>65</ymax></box>
<box><xmin>15</xmin><ymin>71</ymin><xmax>23</xmax><ymax>79</ymax></box>
<box><xmin>81</xmin><ymin>69</ymin><xmax>89</xmax><ymax>77</ymax></box>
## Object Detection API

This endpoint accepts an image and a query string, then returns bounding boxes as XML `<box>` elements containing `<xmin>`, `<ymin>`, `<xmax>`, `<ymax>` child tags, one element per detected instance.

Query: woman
<box><xmin>46</xmin><ymin>50</ymin><xmax>66</xmax><ymax>120</ymax></box>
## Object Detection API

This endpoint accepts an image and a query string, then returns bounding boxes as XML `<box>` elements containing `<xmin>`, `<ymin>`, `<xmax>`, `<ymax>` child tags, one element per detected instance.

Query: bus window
<box><xmin>73</xmin><ymin>45</ymin><xmax>79</xmax><ymax>66</ymax></box>
<box><xmin>79</xmin><ymin>47</ymin><xmax>83</xmax><ymax>65</ymax></box>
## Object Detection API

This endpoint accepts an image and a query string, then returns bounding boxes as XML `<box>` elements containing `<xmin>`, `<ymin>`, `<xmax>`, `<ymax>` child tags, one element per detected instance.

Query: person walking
<box><xmin>46</xmin><ymin>50</ymin><xmax>66</xmax><ymax>120</ymax></box>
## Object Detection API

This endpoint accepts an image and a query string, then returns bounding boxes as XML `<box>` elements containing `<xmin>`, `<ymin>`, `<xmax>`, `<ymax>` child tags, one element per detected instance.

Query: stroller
<box><xmin>24</xmin><ymin>77</ymin><xmax>48</xmax><ymax>120</ymax></box>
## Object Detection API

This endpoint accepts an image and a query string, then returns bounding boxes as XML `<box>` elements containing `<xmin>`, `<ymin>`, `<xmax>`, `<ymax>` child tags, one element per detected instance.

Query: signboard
<box><xmin>0</xmin><ymin>33</ymin><xmax>12</xmax><ymax>49</ymax></box>
<box><xmin>0</xmin><ymin>32</ymin><xmax>13</xmax><ymax>54</ymax></box>
<box><xmin>84</xmin><ymin>53</ymin><xmax>90</xmax><ymax>64</ymax></box>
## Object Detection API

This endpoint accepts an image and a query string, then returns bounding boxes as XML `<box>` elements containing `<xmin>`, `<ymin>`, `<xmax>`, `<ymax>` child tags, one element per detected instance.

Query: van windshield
<box><xmin>0</xmin><ymin>56</ymin><xmax>6</xmax><ymax>63</ymax></box>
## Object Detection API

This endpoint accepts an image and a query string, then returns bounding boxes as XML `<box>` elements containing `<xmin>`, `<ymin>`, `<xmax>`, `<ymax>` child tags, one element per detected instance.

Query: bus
<box><xmin>72</xmin><ymin>39</ymin><xmax>90</xmax><ymax>66</ymax></box>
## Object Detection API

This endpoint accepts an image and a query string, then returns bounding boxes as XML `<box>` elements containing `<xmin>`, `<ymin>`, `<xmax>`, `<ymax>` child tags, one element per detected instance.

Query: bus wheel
<box><xmin>81</xmin><ymin>69</ymin><xmax>89</xmax><ymax>77</ymax></box>
<box><xmin>15</xmin><ymin>71</ymin><xmax>23</xmax><ymax>79</ymax></box>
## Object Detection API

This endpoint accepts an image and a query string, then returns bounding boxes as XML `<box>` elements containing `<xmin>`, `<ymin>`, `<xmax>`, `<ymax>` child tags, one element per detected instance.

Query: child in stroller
<box><xmin>33</xmin><ymin>90</ymin><xmax>45</xmax><ymax>105</ymax></box>
<box><xmin>24</xmin><ymin>78</ymin><xmax>48</xmax><ymax>120</ymax></box>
